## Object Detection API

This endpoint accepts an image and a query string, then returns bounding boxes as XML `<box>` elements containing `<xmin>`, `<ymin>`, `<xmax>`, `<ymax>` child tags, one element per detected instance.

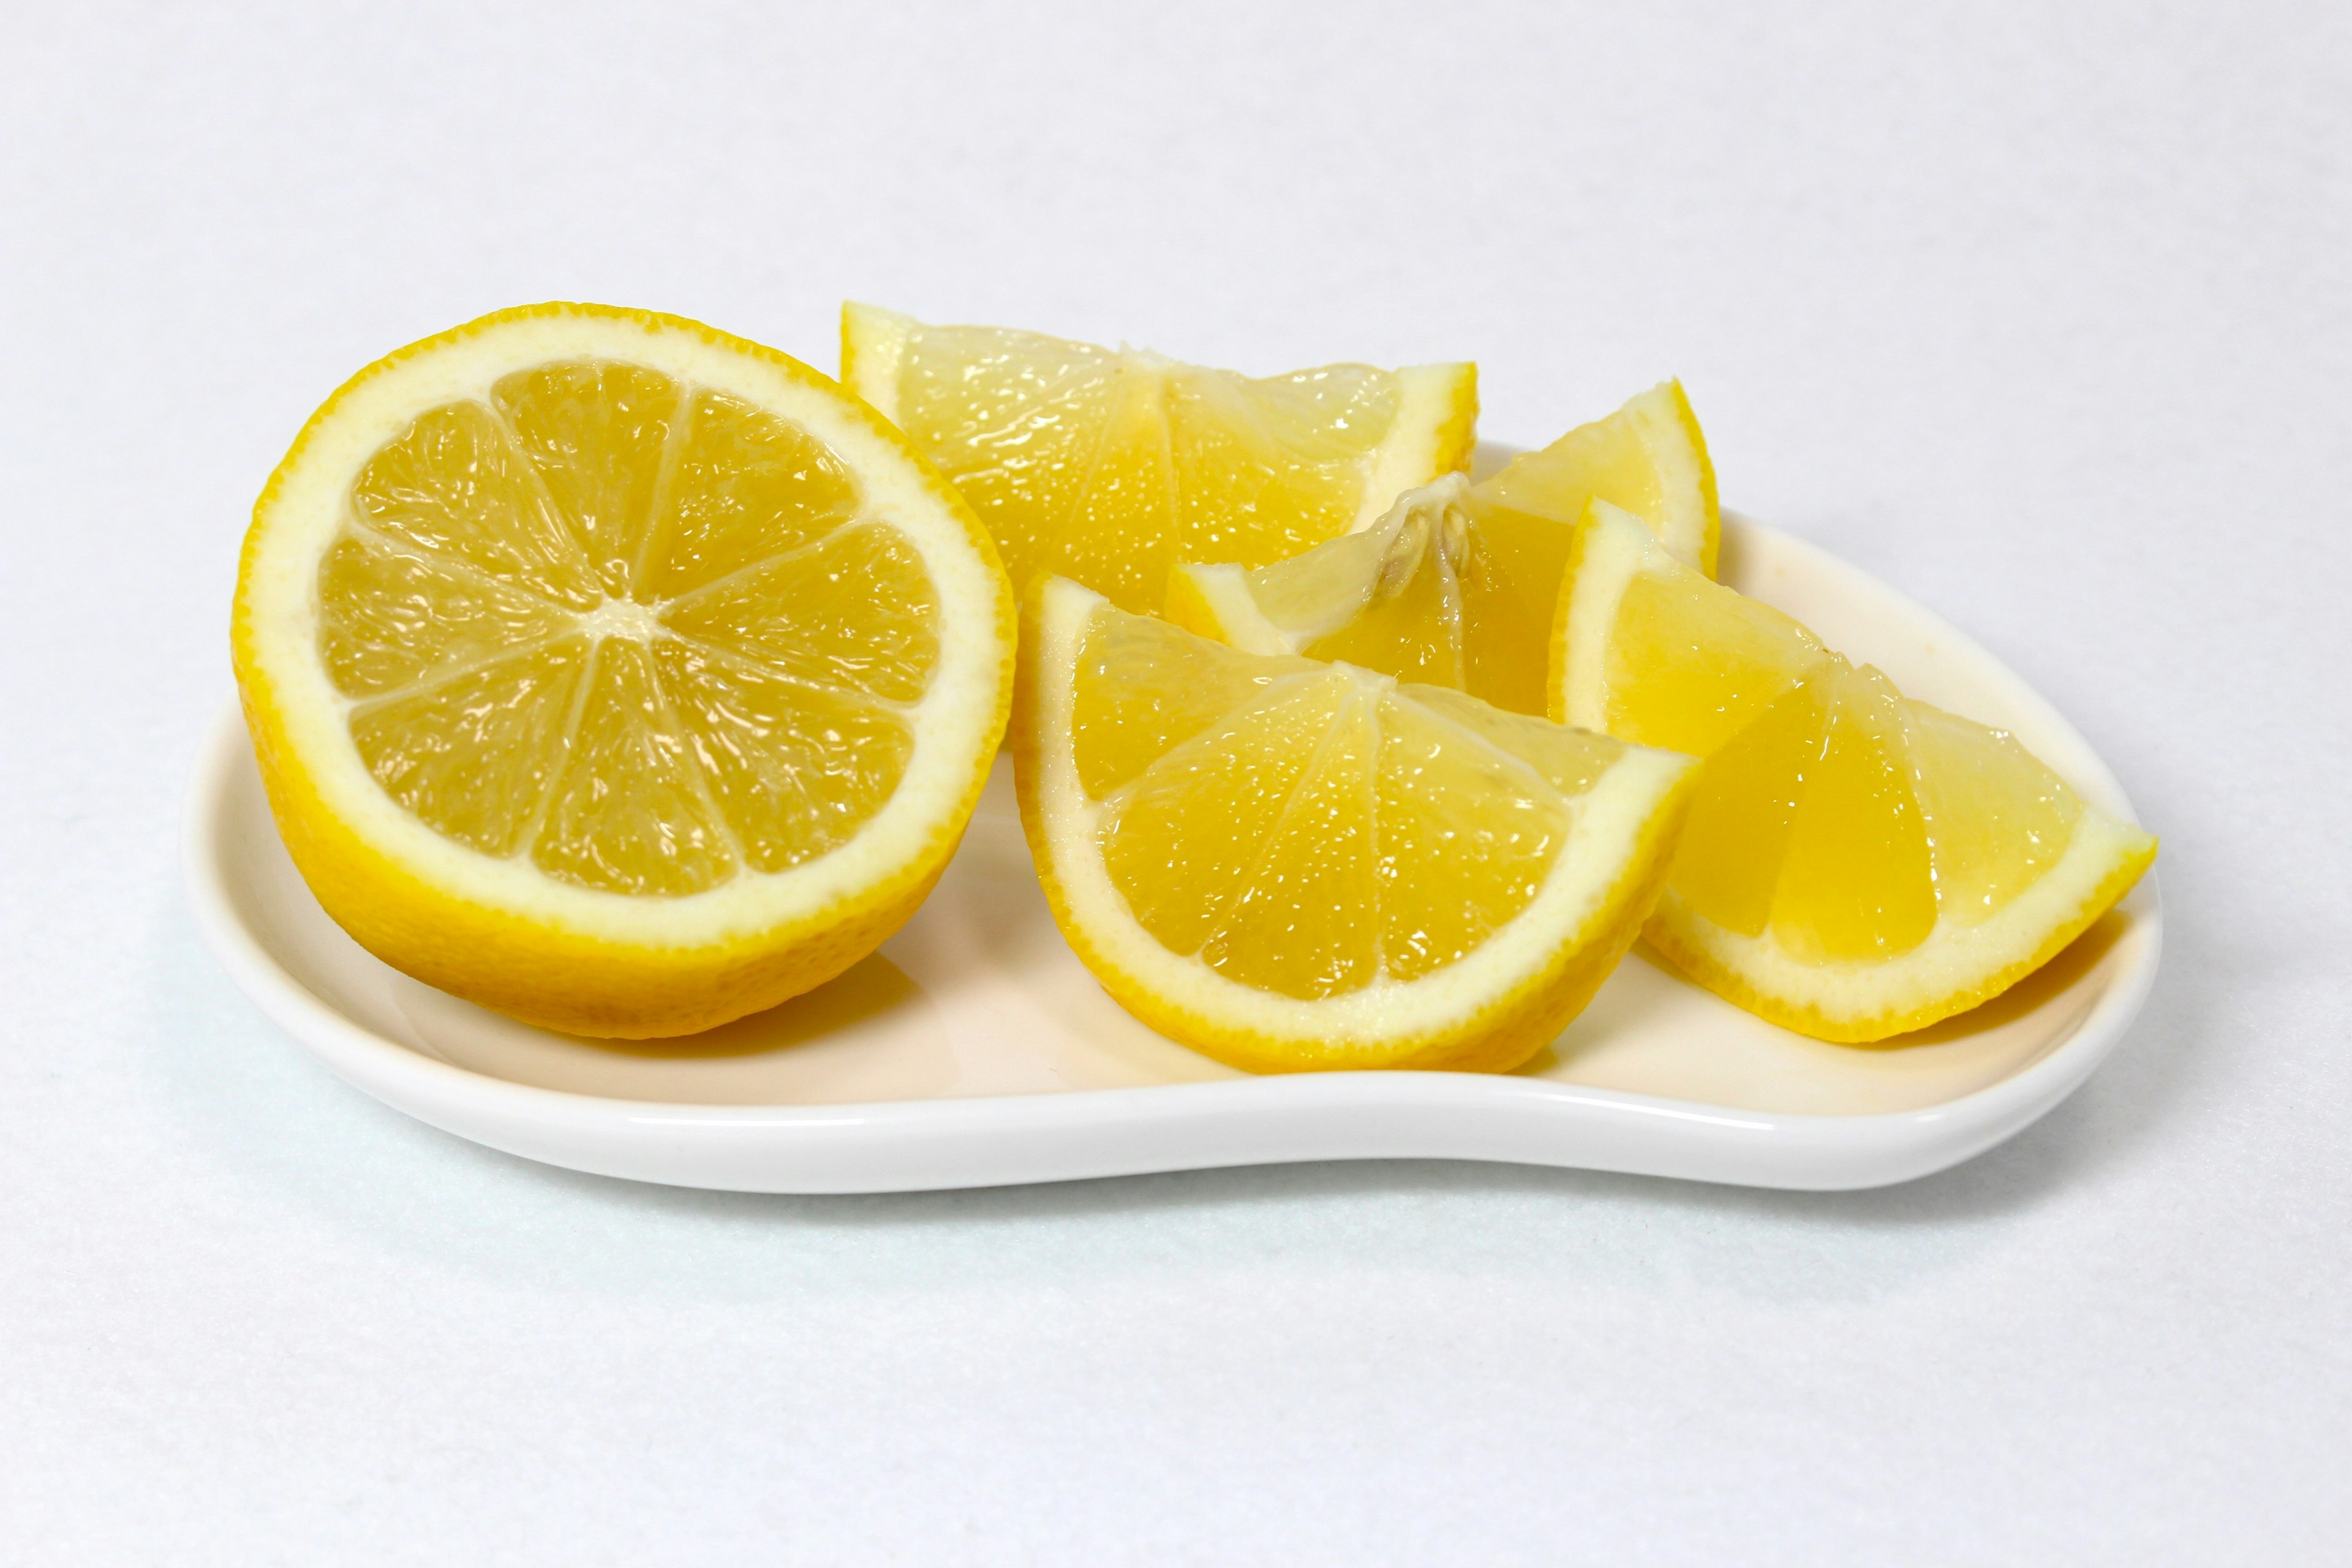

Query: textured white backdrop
<box><xmin>2</xmin><ymin>2</ymin><xmax>2346</xmax><ymax>1562</ymax></box>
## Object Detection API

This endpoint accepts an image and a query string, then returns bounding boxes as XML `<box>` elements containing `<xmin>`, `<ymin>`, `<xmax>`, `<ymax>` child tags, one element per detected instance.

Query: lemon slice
<box><xmin>1552</xmin><ymin>502</ymin><xmax>2157</xmax><ymax>1042</ymax></box>
<box><xmin>1165</xmin><ymin>382</ymin><xmax>1716</xmax><ymax>717</ymax></box>
<box><xmin>1014</xmin><ymin>575</ymin><xmax>1694</xmax><ymax>1073</ymax></box>
<box><xmin>1480</xmin><ymin>379</ymin><xmax>1717</xmax><ymax>575</ymax></box>
<box><xmin>233</xmin><ymin>303</ymin><xmax>1015</xmax><ymax>1038</ymax></box>
<box><xmin>842</xmin><ymin>303</ymin><xmax>1477</xmax><ymax>614</ymax></box>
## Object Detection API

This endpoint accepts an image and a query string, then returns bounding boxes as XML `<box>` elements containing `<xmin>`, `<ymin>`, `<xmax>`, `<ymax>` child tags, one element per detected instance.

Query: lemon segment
<box><xmin>1014</xmin><ymin>576</ymin><xmax>1695</xmax><ymax>1073</ymax></box>
<box><xmin>1478</xmin><ymin>379</ymin><xmax>1718</xmax><ymax>575</ymax></box>
<box><xmin>1551</xmin><ymin>501</ymin><xmax>2156</xmax><ymax>1041</ymax></box>
<box><xmin>843</xmin><ymin>303</ymin><xmax>1477</xmax><ymax>614</ymax></box>
<box><xmin>234</xmin><ymin>303</ymin><xmax>1015</xmax><ymax>1038</ymax></box>
<box><xmin>1165</xmin><ymin>382</ymin><xmax>1718</xmax><ymax>717</ymax></box>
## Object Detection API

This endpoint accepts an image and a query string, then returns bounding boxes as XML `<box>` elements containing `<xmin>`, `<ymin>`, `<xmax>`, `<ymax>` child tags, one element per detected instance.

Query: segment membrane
<box><xmin>1099</xmin><ymin>675</ymin><xmax>1351</xmax><ymax>962</ymax></box>
<box><xmin>1071</xmin><ymin>607</ymin><xmax>1324</xmax><ymax>799</ymax></box>
<box><xmin>1302</xmin><ymin>519</ymin><xmax>1464</xmax><ymax>688</ymax></box>
<box><xmin>1197</xmin><ymin>695</ymin><xmax>1381</xmax><ymax>999</ymax></box>
<box><xmin>1038</xmin><ymin>365</ymin><xmax>1174</xmax><ymax>612</ymax></box>
<box><xmin>1668</xmin><ymin>673</ymin><xmax>1831</xmax><ymax>938</ymax></box>
<box><xmin>318</xmin><ymin>529</ymin><xmax>575</xmax><ymax>699</ymax></box>
<box><xmin>347</xmin><ymin>635</ymin><xmax>591</xmax><ymax>858</ymax></box>
<box><xmin>1373</xmin><ymin>695</ymin><xmax>1570</xmax><ymax>981</ymax></box>
<box><xmin>350</xmin><ymin>401</ymin><xmax>601</xmax><ymax>609</ymax></box>
<box><xmin>493</xmin><ymin>360</ymin><xmax>682</xmax><ymax>598</ymax></box>
<box><xmin>654</xmin><ymin>639</ymin><xmax>913</xmax><ymax>874</ymax></box>
<box><xmin>661</xmin><ymin>521</ymin><xmax>938</xmax><ymax>703</ymax></box>
<box><xmin>323</xmin><ymin>360</ymin><xmax>932</xmax><ymax>895</ymax></box>
<box><xmin>636</xmin><ymin>390</ymin><xmax>861</xmax><ymax>601</ymax></box>
<box><xmin>1454</xmin><ymin>499</ymin><xmax>1574</xmax><ymax>717</ymax></box>
<box><xmin>532</xmin><ymin>639</ymin><xmax>736</xmax><ymax>896</ymax></box>
<box><xmin>1400</xmin><ymin>685</ymin><xmax>1622</xmax><ymax>801</ymax></box>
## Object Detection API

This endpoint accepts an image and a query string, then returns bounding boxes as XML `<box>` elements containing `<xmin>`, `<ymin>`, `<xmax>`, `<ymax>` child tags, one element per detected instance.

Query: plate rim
<box><xmin>184</xmin><ymin>514</ymin><xmax>2163</xmax><ymax>1194</ymax></box>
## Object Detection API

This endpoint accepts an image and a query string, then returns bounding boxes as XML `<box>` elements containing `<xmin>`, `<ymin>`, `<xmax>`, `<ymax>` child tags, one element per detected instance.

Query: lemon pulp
<box><xmin>322</xmin><ymin>364</ymin><xmax>938</xmax><ymax>895</ymax></box>
<box><xmin>1164</xmin><ymin>381</ymin><xmax>1714</xmax><ymax>717</ymax></box>
<box><xmin>1555</xmin><ymin>502</ymin><xmax>2155</xmax><ymax>1039</ymax></box>
<box><xmin>845</xmin><ymin>304</ymin><xmax>1476</xmax><ymax>614</ymax></box>
<box><xmin>1017</xmin><ymin>577</ymin><xmax>1694</xmax><ymax>1072</ymax></box>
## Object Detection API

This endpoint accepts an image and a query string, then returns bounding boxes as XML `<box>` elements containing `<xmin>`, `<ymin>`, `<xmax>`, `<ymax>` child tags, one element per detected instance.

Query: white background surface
<box><xmin>2</xmin><ymin>2</ymin><xmax>2346</xmax><ymax>1562</ymax></box>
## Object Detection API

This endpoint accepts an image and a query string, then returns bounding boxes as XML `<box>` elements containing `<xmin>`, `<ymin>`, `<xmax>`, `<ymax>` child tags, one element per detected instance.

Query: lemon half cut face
<box><xmin>233</xmin><ymin>303</ymin><xmax>1016</xmax><ymax>1038</ymax></box>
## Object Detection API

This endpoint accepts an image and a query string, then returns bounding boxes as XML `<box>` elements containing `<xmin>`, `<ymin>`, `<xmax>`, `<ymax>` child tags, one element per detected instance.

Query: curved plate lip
<box><xmin>184</xmin><ymin>513</ymin><xmax>2162</xmax><ymax>1195</ymax></box>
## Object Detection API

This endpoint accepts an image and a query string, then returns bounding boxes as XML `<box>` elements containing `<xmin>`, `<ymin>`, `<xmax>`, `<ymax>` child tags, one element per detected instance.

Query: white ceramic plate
<box><xmin>186</xmin><ymin>509</ymin><xmax>2160</xmax><ymax>1194</ymax></box>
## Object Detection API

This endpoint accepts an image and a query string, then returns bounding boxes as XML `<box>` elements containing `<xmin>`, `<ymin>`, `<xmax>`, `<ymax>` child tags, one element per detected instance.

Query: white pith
<box><xmin>243</xmin><ymin>309</ymin><xmax>1008</xmax><ymax>947</ymax></box>
<box><xmin>1556</xmin><ymin>504</ymin><xmax>2152</xmax><ymax>1020</ymax></box>
<box><xmin>1177</xmin><ymin>475</ymin><xmax>1476</xmax><ymax>655</ymax></box>
<box><xmin>1025</xmin><ymin>577</ymin><xmax>1690</xmax><ymax>1046</ymax></box>
<box><xmin>1355</xmin><ymin>364</ymin><xmax>1476</xmax><ymax>530</ymax></box>
<box><xmin>1622</xmin><ymin>383</ymin><xmax>1712</xmax><ymax>571</ymax></box>
<box><xmin>1555</xmin><ymin>502</ymin><xmax>1659</xmax><ymax>731</ymax></box>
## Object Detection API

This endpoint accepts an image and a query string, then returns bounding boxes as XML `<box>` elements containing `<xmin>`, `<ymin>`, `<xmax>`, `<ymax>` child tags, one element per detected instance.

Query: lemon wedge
<box><xmin>842</xmin><ymin>303</ymin><xmax>1476</xmax><ymax>614</ymax></box>
<box><xmin>233</xmin><ymin>303</ymin><xmax>1016</xmax><ymax>1038</ymax></box>
<box><xmin>1552</xmin><ymin>502</ymin><xmax>2157</xmax><ymax>1041</ymax></box>
<box><xmin>1014</xmin><ymin>575</ymin><xmax>1694</xmax><ymax>1072</ymax></box>
<box><xmin>1165</xmin><ymin>382</ymin><xmax>1715</xmax><ymax>716</ymax></box>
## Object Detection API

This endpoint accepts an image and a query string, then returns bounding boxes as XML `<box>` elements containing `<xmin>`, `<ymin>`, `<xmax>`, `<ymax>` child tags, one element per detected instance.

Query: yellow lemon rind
<box><xmin>233</xmin><ymin>301</ymin><xmax>1016</xmax><ymax>1038</ymax></box>
<box><xmin>1663</xmin><ymin>377</ymin><xmax>1721</xmax><ymax>578</ymax></box>
<box><xmin>1013</xmin><ymin>575</ymin><xmax>1695</xmax><ymax>1074</ymax></box>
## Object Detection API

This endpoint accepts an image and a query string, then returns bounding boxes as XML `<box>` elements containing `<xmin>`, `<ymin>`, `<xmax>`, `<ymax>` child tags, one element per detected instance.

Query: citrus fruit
<box><xmin>232</xmin><ymin>302</ymin><xmax>1016</xmax><ymax>1039</ymax></box>
<box><xmin>840</xmin><ymin>302</ymin><xmax>1477</xmax><ymax>615</ymax></box>
<box><xmin>1013</xmin><ymin>575</ymin><xmax>1695</xmax><ymax>1073</ymax></box>
<box><xmin>1479</xmin><ymin>379</ymin><xmax>1717</xmax><ymax>575</ymax></box>
<box><xmin>1164</xmin><ymin>382</ymin><xmax>1716</xmax><ymax>717</ymax></box>
<box><xmin>1551</xmin><ymin>501</ymin><xmax>2157</xmax><ymax>1042</ymax></box>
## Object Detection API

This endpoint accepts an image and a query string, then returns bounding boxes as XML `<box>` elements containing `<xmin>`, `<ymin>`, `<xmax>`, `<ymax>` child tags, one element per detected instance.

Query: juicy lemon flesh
<box><xmin>322</xmin><ymin>360</ymin><xmax>938</xmax><ymax>897</ymax></box>
<box><xmin>1068</xmin><ymin>606</ymin><xmax>1632</xmax><ymax>1002</ymax></box>
<box><xmin>1164</xmin><ymin>380</ymin><xmax>1712</xmax><ymax>718</ymax></box>
<box><xmin>1597</xmin><ymin>557</ymin><xmax>2092</xmax><ymax>962</ymax></box>
<box><xmin>869</xmin><ymin>313</ymin><xmax>1466</xmax><ymax>614</ymax></box>
<box><xmin>1169</xmin><ymin>480</ymin><xmax>1574</xmax><ymax>718</ymax></box>
<box><xmin>1477</xmin><ymin>379</ymin><xmax>1719</xmax><ymax>575</ymax></box>
<box><xmin>1565</xmin><ymin>507</ymin><xmax>2154</xmax><ymax>1038</ymax></box>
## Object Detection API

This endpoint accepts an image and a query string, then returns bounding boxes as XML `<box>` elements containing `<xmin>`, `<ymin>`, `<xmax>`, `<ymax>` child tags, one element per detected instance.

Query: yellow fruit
<box><xmin>1480</xmin><ymin>379</ymin><xmax>1717</xmax><ymax>575</ymax></box>
<box><xmin>1165</xmin><ymin>382</ymin><xmax>1716</xmax><ymax>717</ymax></box>
<box><xmin>232</xmin><ymin>302</ymin><xmax>1016</xmax><ymax>1038</ymax></box>
<box><xmin>1551</xmin><ymin>501</ymin><xmax>2157</xmax><ymax>1042</ymax></box>
<box><xmin>1013</xmin><ymin>575</ymin><xmax>1695</xmax><ymax>1073</ymax></box>
<box><xmin>842</xmin><ymin>302</ymin><xmax>1477</xmax><ymax>614</ymax></box>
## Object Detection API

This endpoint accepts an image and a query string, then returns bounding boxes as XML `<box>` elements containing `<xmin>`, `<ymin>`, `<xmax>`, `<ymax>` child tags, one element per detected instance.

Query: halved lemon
<box><xmin>1551</xmin><ymin>502</ymin><xmax>2157</xmax><ymax>1042</ymax></box>
<box><xmin>233</xmin><ymin>303</ymin><xmax>1016</xmax><ymax>1038</ymax></box>
<box><xmin>1014</xmin><ymin>575</ymin><xmax>1695</xmax><ymax>1073</ymax></box>
<box><xmin>842</xmin><ymin>303</ymin><xmax>1477</xmax><ymax>614</ymax></box>
<box><xmin>1165</xmin><ymin>382</ymin><xmax>1716</xmax><ymax>717</ymax></box>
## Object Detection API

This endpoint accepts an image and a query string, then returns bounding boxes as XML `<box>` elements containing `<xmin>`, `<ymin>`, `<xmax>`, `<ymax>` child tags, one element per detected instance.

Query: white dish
<box><xmin>185</xmin><ymin>510</ymin><xmax>2160</xmax><ymax>1194</ymax></box>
